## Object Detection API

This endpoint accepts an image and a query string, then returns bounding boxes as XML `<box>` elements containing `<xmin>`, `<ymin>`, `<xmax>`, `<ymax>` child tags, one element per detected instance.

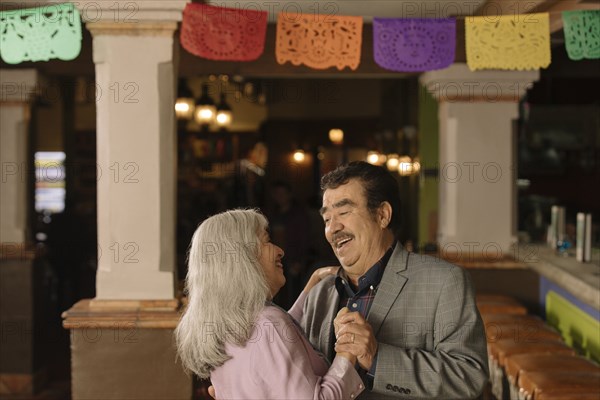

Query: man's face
<box><xmin>321</xmin><ymin>179</ymin><xmax>387</xmax><ymax>278</ymax></box>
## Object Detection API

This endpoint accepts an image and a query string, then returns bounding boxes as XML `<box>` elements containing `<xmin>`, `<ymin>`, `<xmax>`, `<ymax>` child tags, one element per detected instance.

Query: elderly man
<box><xmin>299</xmin><ymin>161</ymin><xmax>489</xmax><ymax>399</ymax></box>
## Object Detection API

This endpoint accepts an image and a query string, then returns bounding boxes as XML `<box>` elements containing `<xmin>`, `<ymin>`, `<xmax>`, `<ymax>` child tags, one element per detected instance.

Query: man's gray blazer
<box><xmin>299</xmin><ymin>243</ymin><xmax>489</xmax><ymax>399</ymax></box>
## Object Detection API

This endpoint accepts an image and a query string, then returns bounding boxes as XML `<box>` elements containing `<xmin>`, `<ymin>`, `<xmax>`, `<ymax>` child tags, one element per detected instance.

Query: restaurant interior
<box><xmin>1</xmin><ymin>0</ymin><xmax>599</xmax><ymax>399</ymax></box>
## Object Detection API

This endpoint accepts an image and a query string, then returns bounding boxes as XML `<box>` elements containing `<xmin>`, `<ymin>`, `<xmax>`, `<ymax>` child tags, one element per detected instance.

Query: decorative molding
<box><xmin>89</xmin><ymin>298</ymin><xmax>179</xmax><ymax>311</ymax></box>
<box><xmin>76</xmin><ymin>0</ymin><xmax>187</xmax><ymax>23</ymax></box>
<box><xmin>86</xmin><ymin>21</ymin><xmax>178</xmax><ymax>37</ymax></box>
<box><xmin>0</xmin><ymin>243</ymin><xmax>37</xmax><ymax>260</ymax></box>
<box><xmin>62</xmin><ymin>298</ymin><xmax>182</xmax><ymax>329</ymax></box>
<box><xmin>420</xmin><ymin>63</ymin><xmax>540</xmax><ymax>103</ymax></box>
<box><xmin>8</xmin><ymin>1</ymin><xmax>188</xmax><ymax>23</ymax></box>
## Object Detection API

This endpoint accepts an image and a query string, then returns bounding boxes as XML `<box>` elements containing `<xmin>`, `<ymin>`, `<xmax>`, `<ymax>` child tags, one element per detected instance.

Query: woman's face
<box><xmin>258</xmin><ymin>228</ymin><xmax>285</xmax><ymax>298</ymax></box>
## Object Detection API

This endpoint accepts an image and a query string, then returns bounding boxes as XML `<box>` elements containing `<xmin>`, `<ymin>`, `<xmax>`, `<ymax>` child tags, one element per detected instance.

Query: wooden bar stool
<box><xmin>484</xmin><ymin>317</ymin><xmax>562</xmax><ymax>399</ymax></box>
<box><xmin>488</xmin><ymin>339</ymin><xmax>575</xmax><ymax>400</ymax></box>
<box><xmin>484</xmin><ymin>315</ymin><xmax>561</xmax><ymax>400</ymax></box>
<box><xmin>477</xmin><ymin>294</ymin><xmax>524</xmax><ymax>303</ymax></box>
<box><xmin>485</xmin><ymin>321</ymin><xmax>562</xmax><ymax>343</ymax></box>
<box><xmin>518</xmin><ymin>370</ymin><xmax>600</xmax><ymax>400</ymax></box>
<box><xmin>482</xmin><ymin>313</ymin><xmax>545</xmax><ymax>326</ymax></box>
<box><xmin>505</xmin><ymin>354</ymin><xmax>599</xmax><ymax>400</ymax></box>
<box><xmin>536</xmin><ymin>392</ymin><xmax>600</xmax><ymax>400</ymax></box>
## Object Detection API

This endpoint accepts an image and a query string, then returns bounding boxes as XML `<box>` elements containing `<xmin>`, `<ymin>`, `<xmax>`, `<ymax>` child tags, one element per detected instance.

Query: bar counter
<box><xmin>532</xmin><ymin>247</ymin><xmax>600</xmax><ymax>312</ymax></box>
<box><xmin>450</xmin><ymin>244</ymin><xmax>600</xmax><ymax>363</ymax></box>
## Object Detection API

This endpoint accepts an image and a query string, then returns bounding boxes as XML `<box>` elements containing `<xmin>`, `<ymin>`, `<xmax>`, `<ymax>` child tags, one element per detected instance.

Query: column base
<box><xmin>62</xmin><ymin>299</ymin><xmax>191</xmax><ymax>400</ymax></box>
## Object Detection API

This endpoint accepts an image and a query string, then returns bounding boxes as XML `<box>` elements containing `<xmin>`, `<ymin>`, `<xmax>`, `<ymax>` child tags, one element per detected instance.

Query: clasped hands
<box><xmin>334</xmin><ymin>307</ymin><xmax>378</xmax><ymax>371</ymax></box>
<box><xmin>207</xmin><ymin>307</ymin><xmax>378</xmax><ymax>400</ymax></box>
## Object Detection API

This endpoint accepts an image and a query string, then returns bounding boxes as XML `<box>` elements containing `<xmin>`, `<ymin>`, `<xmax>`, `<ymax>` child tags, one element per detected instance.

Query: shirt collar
<box><xmin>334</xmin><ymin>243</ymin><xmax>396</xmax><ymax>297</ymax></box>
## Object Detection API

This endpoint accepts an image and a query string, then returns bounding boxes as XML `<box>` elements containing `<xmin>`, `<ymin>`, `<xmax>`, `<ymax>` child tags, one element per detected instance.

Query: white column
<box><xmin>82</xmin><ymin>1</ymin><xmax>187</xmax><ymax>299</ymax></box>
<box><xmin>0</xmin><ymin>69</ymin><xmax>38</xmax><ymax>245</ymax></box>
<box><xmin>420</xmin><ymin>64</ymin><xmax>539</xmax><ymax>256</ymax></box>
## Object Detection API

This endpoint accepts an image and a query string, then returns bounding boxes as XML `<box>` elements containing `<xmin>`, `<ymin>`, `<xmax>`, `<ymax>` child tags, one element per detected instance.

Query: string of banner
<box><xmin>0</xmin><ymin>2</ymin><xmax>598</xmax><ymax>70</ymax></box>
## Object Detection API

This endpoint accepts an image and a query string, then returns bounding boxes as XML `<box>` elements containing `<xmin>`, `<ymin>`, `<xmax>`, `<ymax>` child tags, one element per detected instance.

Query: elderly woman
<box><xmin>175</xmin><ymin>209</ymin><xmax>364</xmax><ymax>399</ymax></box>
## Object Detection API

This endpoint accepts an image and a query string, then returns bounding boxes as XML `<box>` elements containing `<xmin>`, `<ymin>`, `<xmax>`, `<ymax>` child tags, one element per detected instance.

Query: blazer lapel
<box><xmin>321</xmin><ymin>284</ymin><xmax>340</xmax><ymax>361</ymax></box>
<box><xmin>367</xmin><ymin>243</ymin><xmax>410</xmax><ymax>336</ymax></box>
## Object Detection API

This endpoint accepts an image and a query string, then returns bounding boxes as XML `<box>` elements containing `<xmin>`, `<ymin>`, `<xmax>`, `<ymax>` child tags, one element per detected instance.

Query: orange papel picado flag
<box><xmin>276</xmin><ymin>12</ymin><xmax>363</xmax><ymax>71</ymax></box>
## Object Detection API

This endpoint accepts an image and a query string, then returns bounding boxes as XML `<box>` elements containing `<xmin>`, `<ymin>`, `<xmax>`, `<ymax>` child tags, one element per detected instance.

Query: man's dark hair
<box><xmin>320</xmin><ymin>161</ymin><xmax>401</xmax><ymax>236</ymax></box>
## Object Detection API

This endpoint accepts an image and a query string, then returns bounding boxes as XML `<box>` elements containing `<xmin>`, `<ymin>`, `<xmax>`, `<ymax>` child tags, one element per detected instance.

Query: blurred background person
<box><xmin>267</xmin><ymin>180</ymin><xmax>310</xmax><ymax>308</ymax></box>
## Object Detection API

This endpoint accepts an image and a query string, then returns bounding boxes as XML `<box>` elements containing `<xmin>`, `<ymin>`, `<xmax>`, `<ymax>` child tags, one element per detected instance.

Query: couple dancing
<box><xmin>175</xmin><ymin>162</ymin><xmax>489</xmax><ymax>399</ymax></box>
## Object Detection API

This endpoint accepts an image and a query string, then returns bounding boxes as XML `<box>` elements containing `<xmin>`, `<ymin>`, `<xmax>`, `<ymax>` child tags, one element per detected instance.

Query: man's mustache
<box><xmin>331</xmin><ymin>232</ymin><xmax>354</xmax><ymax>244</ymax></box>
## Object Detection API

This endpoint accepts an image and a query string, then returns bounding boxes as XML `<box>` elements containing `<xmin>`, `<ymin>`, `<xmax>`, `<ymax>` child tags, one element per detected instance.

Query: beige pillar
<box><xmin>0</xmin><ymin>69</ymin><xmax>38</xmax><ymax>246</ymax></box>
<box><xmin>420</xmin><ymin>64</ymin><xmax>539</xmax><ymax>258</ymax></box>
<box><xmin>61</xmin><ymin>2</ymin><xmax>191</xmax><ymax>399</ymax></box>
<box><xmin>88</xmin><ymin>18</ymin><xmax>182</xmax><ymax>301</ymax></box>
<box><xmin>0</xmin><ymin>70</ymin><xmax>45</xmax><ymax>395</ymax></box>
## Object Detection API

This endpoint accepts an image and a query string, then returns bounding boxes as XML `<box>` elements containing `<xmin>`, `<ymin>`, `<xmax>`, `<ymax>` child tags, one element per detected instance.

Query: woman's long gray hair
<box><xmin>174</xmin><ymin>209</ymin><xmax>270</xmax><ymax>379</ymax></box>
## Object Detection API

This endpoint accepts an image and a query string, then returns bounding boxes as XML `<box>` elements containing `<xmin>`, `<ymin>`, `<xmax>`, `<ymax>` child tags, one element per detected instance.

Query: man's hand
<box><xmin>333</xmin><ymin>307</ymin><xmax>350</xmax><ymax>338</ymax></box>
<box><xmin>333</xmin><ymin>307</ymin><xmax>358</xmax><ymax>364</ymax></box>
<box><xmin>334</xmin><ymin>311</ymin><xmax>378</xmax><ymax>370</ymax></box>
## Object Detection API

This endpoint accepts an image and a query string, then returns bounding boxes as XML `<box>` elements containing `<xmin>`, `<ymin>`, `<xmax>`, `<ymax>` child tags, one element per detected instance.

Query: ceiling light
<box><xmin>194</xmin><ymin>83</ymin><xmax>216</xmax><ymax>126</ymax></box>
<box><xmin>329</xmin><ymin>129</ymin><xmax>344</xmax><ymax>145</ymax></box>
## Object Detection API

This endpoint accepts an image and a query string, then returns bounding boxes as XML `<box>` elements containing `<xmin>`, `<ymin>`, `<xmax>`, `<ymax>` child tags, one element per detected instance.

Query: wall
<box><xmin>268</xmin><ymin>79</ymin><xmax>381</xmax><ymax>120</ymax></box>
<box><xmin>418</xmin><ymin>87</ymin><xmax>439</xmax><ymax>247</ymax></box>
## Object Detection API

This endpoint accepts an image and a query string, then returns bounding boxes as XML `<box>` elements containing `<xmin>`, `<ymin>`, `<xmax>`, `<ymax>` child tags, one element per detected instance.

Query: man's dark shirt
<box><xmin>333</xmin><ymin>244</ymin><xmax>396</xmax><ymax>386</ymax></box>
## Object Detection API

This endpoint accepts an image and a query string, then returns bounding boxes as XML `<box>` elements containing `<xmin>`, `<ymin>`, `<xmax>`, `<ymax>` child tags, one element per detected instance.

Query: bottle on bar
<box><xmin>557</xmin><ymin>206</ymin><xmax>566</xmax><ymax>245</ymax></box>
<box><xmin>576</xmin><ymin>212</ymin><xmax>593</xmax><ymax>263</ymax></box>
<box><xmin>576</xmin><ymin>213</ymin><xmax>585</xmax><ymax>262</ymax></box>
<box><xmin>584</xmin><ymin>213</ymin><xmax>592</xmax><ymax>262</ymax></box>
<box><xmin>549</xmin><ymin>205</ymin><xmax>559</xmax><ymax>249</ymax></box>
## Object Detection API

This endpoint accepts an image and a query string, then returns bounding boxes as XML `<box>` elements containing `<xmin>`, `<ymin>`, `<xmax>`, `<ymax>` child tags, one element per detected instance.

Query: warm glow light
<box><xmin>175</xmin><ymin>103</ymin><xmax>189</xmax><ymax>112</ymax></box>
<box><xmin>194</xmin><ymin>83</ymin><xmax>217</xmax><ymax>126</ymax></box>
<box><xmin>367</xmin><ymin>151</ymin><xmax>380</xmax><ymax>164</ymax></box>
<box><xmin>386</xmin><ymin>154</ymin><xmax>399</xmax><ymax>171</ymax></box>
<box><xmin>216</xmin><ymin>110</ymin><xmax>232</xmax><ymax>127</ymax></box>
<box><xmin>175</xmin><ymin>98</ymin><xmax>195</xmax><ymax>120</ymax></box>
<box><xmin>412</xmin><ymin>161</ymin><xmax>421</xmax><ymax>174</ymax></box>
<box><xmin>398</xmin><ymin>156</ymin><xmax>418</xmax><ymax>176</ymax></box>
<box><xmin>199</xmin><ymin>108</ymin><xmax>214</xmax><ymax>119</ymax></box>
<box><xmin>215</xmin><ymin>93</ymin><xmax>233</xmax><ymax>128</ymax></box>
<box><xmin>195</xmin><ymin>105</ymin><xmax>216</xmax><ymax>124</ymax></box>
<box><xmin>293</xmin><ymin>150</ymin><xmax>305</xmax><ymax>163</ymax></box>
<box><xmin>398</xmin><ymin>163</ymin><xmax>412</xmax><ymax>176</ymax></box>
<box><xmin>329</xmin><ymin>128</ymin><xmax>344</xmax><ymax>145</ymax></box>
